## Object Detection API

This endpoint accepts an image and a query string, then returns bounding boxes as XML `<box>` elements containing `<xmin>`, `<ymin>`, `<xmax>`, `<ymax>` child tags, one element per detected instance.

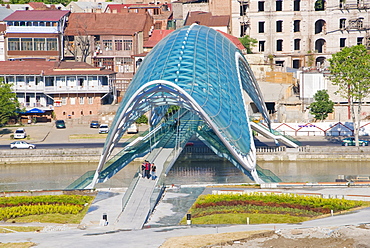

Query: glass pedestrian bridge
<box><xmin>66</xmin><ymin>23</ymin><xmax>298</xmax><ymax>190</ymax></box>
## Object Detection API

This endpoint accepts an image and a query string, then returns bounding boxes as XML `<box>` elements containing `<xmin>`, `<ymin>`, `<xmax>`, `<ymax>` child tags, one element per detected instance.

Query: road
<box><xmin>0</xmin><ymin>121</ymin><xmax>343</xmax><ymax>150</ymax></box>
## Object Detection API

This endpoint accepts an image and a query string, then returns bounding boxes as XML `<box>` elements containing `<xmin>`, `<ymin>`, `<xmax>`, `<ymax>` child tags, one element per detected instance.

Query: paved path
<box><xmin>1</xmin><ymin>186</ymin><xmax>370</xmax><ymax>248</ymax></box>
<box><xmin>115</xmin><ymin>148</ymin><xmax>173</xmax><ymax>230</ymax></box>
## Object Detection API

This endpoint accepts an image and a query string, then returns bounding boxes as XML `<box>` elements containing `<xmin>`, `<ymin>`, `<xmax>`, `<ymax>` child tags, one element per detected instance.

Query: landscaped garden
<box><xmin>0</xmin><ymin>194</ymin><xmax>94</xmax><ymax>224</ymax></box>
<box><xmin>181</xmin><ymin>192</ymin><xmax>368</xmax><ymax>225</ymax></box>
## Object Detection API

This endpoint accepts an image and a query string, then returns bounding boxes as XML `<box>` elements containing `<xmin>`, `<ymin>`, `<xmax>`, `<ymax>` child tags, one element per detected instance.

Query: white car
<box><xmin>10</xmin><ymin>141</ymin><xmax>36</xmax><ymax>149</ymax></box>
<box><xmin>127</xmin><ymin>123</ymin><xmax>138</xmax><ymax>134</ymax></box>
<box><xmin>13</xmin><ymin>128</ymin><xmax>27</xmax><ymax>139</ymax></box>
<box><xmin>99</xmin><ymin>124</ymin><xmax>109</xmax><ymax>134</ymax></box>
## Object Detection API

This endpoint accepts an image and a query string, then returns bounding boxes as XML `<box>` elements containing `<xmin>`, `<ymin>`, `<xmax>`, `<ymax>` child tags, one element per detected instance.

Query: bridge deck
<box><xmin>114</xmin><ymin>148</ymin><xmax>173</xmax><ymax>230</ymax></box>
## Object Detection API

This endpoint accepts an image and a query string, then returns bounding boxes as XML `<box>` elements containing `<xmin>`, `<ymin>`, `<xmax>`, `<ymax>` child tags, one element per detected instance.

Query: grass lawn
<box><xmin>0</xmin><ymin>242</ymin><xmax>35</xmax><ymax>248</ymax></box>
<box><xmin>182</xmin><ymin>192</ymin><xmax>368</xmax><ymax>225</ymax></box>
<box><xmin>0</xmin><ymin>226</ymin><xmax>42</xmax><ymax>233</ymax></box>
<box><xmin>181</xmin><ymin>213</ymin><xmax>311</xmax><ymax>225</ymax></box>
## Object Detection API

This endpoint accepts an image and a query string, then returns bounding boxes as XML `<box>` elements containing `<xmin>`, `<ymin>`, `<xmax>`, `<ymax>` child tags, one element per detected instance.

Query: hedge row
<box><xmin>1</xmin><ymin>204</ymin><xmax>84</xmax><ymax>220</ymax></box>
<box><xmin>195</xmin><ymin>193</ymin><xmax>363</xmax><ymax>212</ymax></box>
<box><xmin>0</xmin><ymin>195</ymin><xmax>92</xmax><ymax>207</ymax></box>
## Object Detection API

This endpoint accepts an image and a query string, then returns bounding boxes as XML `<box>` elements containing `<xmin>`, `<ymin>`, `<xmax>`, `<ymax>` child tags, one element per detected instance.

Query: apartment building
<box><xmin>0</xmin><ymin>60</ymin><xmax>116</xmax><ymax>120</ymax></box>
<box><xmin>3</xmin><ymin>9</ymin><xmax>69</xmax><ymax>61</ymax></box>
<box><xmin>64</xmin><ymin>12</ymin><xmax>153</xmax><ymax>96</ymax></box>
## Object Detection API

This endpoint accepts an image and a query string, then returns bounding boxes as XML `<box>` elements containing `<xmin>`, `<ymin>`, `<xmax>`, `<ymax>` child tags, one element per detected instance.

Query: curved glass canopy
<box><xmin>93</xmin><ymin>24</ymin><xmax>269</xmax><ymax>184</ymax></box>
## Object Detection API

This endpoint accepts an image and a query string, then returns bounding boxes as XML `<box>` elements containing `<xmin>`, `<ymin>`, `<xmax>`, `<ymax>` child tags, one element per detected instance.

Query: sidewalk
<box><xmin>1</xmin><ymin>186</ymin><xmax>370</xmax><ymax>248</ymax></box>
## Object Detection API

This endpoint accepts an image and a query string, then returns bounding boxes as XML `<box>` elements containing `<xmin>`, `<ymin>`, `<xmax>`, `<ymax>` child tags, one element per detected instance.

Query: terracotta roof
<box><xmin>144</xmin><ymin>29</ymin><xmax>173</xmax><ymax>48</ymax></box>
<box><xmin>217</xmin><ymin>30</ymin><xmax>245</xmax><ymax>51</ymax></box>
<box><xmin>4</xmin><ymin>10</ymin><xmax>69</xmax><ymax>21</ymax></box>
<box><xmin>185</xmin><ymin>11</ymin><xmax>229</xmax><ymax>27</ymax></box>
<box><xmin>0</xmin><ymin>61</ymin><xmax>115</xmax><ymax>75</ymax></box>
<box><xmin>65</xmin><ymin>12</ymin><xmax>149</xmax><ymax>36</ymax></box>
<box><xmin>106</xmin><ymin>3</ymin><xmax>172</xmax><ymax>12</ymax></box>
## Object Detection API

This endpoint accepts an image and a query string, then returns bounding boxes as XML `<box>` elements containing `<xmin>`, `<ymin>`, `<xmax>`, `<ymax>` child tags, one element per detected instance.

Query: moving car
<box><xmin>55</xmin><ymin>120</ymin><xmax>66</xmax><ymax>129</ymax></box>
<box><xmin>127</xmin><ymin>123</ymin><xmax>138</xmax><ymax>134</ymax></box>
<box><xmin>90</xmin><ymin>120</ymin><xmax>99</xmax><ymax>128</ymax></box>
<box><xmin>99</xmin><ymin>124</ymin><xmax>109</xmax><ymax>134</ymax></box>
<box><xmin>341</xmin><ymin>137</ymin><xmax>368</xmax><ymax>146</ymax></box>
<box><xmin>13</xmin><ymin>128</ymin><xmax>26</xmax><ymax>139</ymax></box>
<box><xmin>10</xmin><ymin>141</ymin><xmax>36</xmax><ymax>149</ymax></box>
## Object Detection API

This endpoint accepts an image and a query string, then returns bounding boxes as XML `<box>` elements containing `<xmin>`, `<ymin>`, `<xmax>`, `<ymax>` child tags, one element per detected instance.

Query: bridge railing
<box><xmin>121</xmin><ymin>168</ymin><xmax>141</xmax><ymax>211</ymax></box>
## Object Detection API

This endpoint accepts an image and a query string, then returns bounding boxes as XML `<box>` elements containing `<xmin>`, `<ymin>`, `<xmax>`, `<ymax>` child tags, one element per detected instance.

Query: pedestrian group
<box><xmin>141</xmin><ymin>160</ymin><xmax>157</xmax><ymax>180</ymax></box>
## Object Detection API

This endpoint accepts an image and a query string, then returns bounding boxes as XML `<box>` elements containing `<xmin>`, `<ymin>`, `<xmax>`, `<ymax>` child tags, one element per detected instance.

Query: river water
<box><xmin>1</xmin><ymin>155</ymin><xmax>370</xmax><ymax>192</ymax></box>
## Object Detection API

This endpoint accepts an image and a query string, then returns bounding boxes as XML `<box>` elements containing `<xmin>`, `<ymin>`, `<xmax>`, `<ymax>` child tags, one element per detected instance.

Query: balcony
<box><xmin>6</xmin><ymin>26</ymin><xmax>60</xmax><ymax>34</ymax></box>
<box><xmin>13</xmin><ymin>84</ymin><xmax>110</xmax><ymax>94</ymax></box>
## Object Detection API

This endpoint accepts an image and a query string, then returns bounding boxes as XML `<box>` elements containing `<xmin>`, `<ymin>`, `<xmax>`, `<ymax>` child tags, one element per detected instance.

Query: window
<box><xmin>294</xmin><ymin>0</ymin><xmax>300</xmax><ymax>11</ymax></box>
<box><xmin>103</xmin><ymin>40</ymin><xmax>113</xmax><ymax>51</ymax></box>
<box><xmin>258</xmin><ymin>22</ymin><xmax>265</xmax><ymax>33</ymax></box>
<box><xmin>115</xmin><ymin>40</ymin><xmax>122</xmax><ymax>51</ymax></box>
<box><xmin>240</xmin><ymin>23</ymin><xmax>248</xmax><ymax>37</ymax></box>
<box><xmin>276</xmin><ymin>39</ymin><xmax>283</xmax><ymax>51</ymax></box>
<box><xmin>340</xmin><ymin>38</ymin><xmax>346</xmax><ymax>48</ymax></box>
<box><xmin>79</xmin><ymin>97</ymin><xmax>84</xmax><ymax>104</ymax></box>
<box><xmin>123</xmin><ymin>40</ymin><xmax>132</xmax><ymax>50</ymax></box>
<box><xmin>70</xmin><ymin>97</ymin><xmax>76</xmax><ymax>105</ymax></box>
<box><xmin>292</xmin><ymin>59</ymin><xmax>301</xmax><ymax>69</ymax></box>
<box><xmin>339</xmin><ymin>19</ymin><xmax>346</xmax><ymax>29</ymax></box>
<box><xmin>357</xmin><ymin>37</ymin><xmax>364</xmax><ymax>45</ymax></box>
<box><xmin>294</xmin><ymin>20</ymin><xmax>300</xmax><ymax>32</ymax></box>
<box><xmin>276</xmin><ymin>61</ymin><xmax>284</xmax><ymax>67</ymax></box>
<box><xmin>258</xmin><ymin>1</ymin><xmax>265</xmax><ymax>11</ymax></box>
<box><xmin>46</xmin><ymin>38</ymin><xmax>57</xmax><ymax>51</ymax></box>
<box><xmin>34</xmin><ymin>38</ymin><xmax>45</xmax><ymax>50</ymax></box>
<box><xmin>294</xmin><ymin>39</ymin><xmax>300</xmax><ymax>50</ymax></box>
<box><xmin>62</xmin><ymin>97</ymin><xmax>67</xmax><ymax>105</ymax></box>
<box><xmin>276</xmin><ymin>0</ymin><xmax>283</xmax><ymax>11</ymax></box>
<box><xmin>88</xmin><ymin>97</ymin><xmax>93</xmax><ymax>104</ymax></box>
<box><xmin>8</xmin><ymin>38</ymin><xmax>20</xmax><ymax>51</ymax></box>
<box><xmin>276</xmin><ymin>21</ymin><xmax>283</xmax><ymax>32</ymax></box>
<box><xmin>259</xmin><ymin>41</ymin><xmax>265</xmax><ymax>52</ymax></box>
<box><xmin>315</xmin><ymin>0</ymin><xmax>325</xmax><ymax>11</ymax></box>
<box><xmin>240</xmin><ymin>3</ymin><xmax>248</xmax><ymax>16</ymax></box>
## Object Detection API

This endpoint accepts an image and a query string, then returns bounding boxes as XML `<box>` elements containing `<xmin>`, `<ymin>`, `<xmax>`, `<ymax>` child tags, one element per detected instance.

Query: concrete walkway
<box><xmin>114</xmin><ymin>148</ymin><xmax>173</xmax><ymax>230</ymax></box>
<box><xmin>1</xmin><ymin>186</ymin><xmax>370</xmax><ymax>248</ymax></box>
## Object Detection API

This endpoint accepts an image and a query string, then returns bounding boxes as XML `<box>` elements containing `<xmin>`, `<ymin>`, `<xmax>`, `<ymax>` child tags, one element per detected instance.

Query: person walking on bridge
<box><xmin>145</xmin><ymin>161</ymin><xmax>151</xmax><ymax>179</ymax></box>
<box><xmin>151</xmin><ymin>163</ymin><xmax>157</xmax><ymax>180</ymax></box>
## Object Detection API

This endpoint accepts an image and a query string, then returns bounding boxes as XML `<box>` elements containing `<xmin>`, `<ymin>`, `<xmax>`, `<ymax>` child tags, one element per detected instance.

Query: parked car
<box><xmin>55</xmin><ymin>120</ymin><xmax>66</xmax><ymax>129</ymax></box>
<box><xmin>341</xmin><ymin>137</ymin><xmax>368</xmax><ymax>146</ymax></box>
<box><xmin>10</xmin><ymin>141</ymin><xmax>36</xmax><ymax>149</ymax></box>
<box><xmin>99</xmin><ymin>124</ymin><xmax>109</xmax><ymax>134</ymax></box>
<box><xmin>127</xmin><ymin>123</ymin><xmax>138</xmax><ymax>134</ymax></box>
<box><xmin>13</xmin><ymin>128</ymin><xmax>26</xmax><ymax>139</ymax></box>
<box><xmin>90</xmin><ymin>120</ymin><xmax>99</xmax><ymax>128</ymax></box>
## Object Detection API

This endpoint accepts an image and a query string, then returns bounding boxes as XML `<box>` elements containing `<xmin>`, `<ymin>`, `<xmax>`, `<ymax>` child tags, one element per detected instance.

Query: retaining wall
<box><xmin>2</xmin><ymin>146</ymin><xmax>370</xmax><ymax>164</ymax></box>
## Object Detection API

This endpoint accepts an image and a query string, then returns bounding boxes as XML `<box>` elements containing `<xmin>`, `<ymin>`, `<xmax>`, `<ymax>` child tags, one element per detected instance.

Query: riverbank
<box><xmin>2</xmin><ymin>145</ymin><xmax>370</xmax><ymax>164</ymax></box>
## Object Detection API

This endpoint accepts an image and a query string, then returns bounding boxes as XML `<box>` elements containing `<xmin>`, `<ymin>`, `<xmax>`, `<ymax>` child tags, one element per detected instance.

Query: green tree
<box><xmin>0</xmin><ymin>79</ymin><xmax>21</xmax><ymax>126</ymax></box>
<box><xmin>135</xmin><ymin>115</ymin><xmax>148</xmax><ymax>124</ymax></box>
<box><xmin>329</xmin><ymin>45</ymin><xmax>370</xmax><ymax>146</ymax></box>
<box><xmin>308</xmin><ymin>90</ymin><xmax>334</xmax><ymax>121</ymax></box>
<box><xmin>238</xmin><ymin>35</ymin><xmax>257</xmax><ymax>54</ymax></box>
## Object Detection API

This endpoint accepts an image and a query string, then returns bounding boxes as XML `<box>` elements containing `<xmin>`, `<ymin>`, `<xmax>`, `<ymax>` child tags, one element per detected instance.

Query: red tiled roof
<box><xmin>144</xmin><ymin>29</ymin><xmax>173</xmax><ymax>48</ymax></box>
<box><xmin>0</xmin><ymin>61</ymin><xmax>115</xmax><ymax>75</ymax></box>
<box><xmin>4</xmin><ymin>10</ymin><xmax>69</xmax><ymax>21</ymax></box>
<box><xmin>28</xmin><ymin>2</ymin><xmax>46</xmax><ymax>9</ymax></box>
<box><xmin>217</xmin><ymin>30</ymin><xmax>245</xmax><ymax>51</ymax></box>
<box><xmin>106</xmin><ymin>3</ymin><xmax>171</xmax><ymax>12</ymax></box>
<box><xmin>185</xmin><ymin>11</ymin><xmax>229</xmax><ymax>27</ymax></box>
<box><xmin>65</xmin><ymin>12</ymin><xmax>149</xmax><ymax>36</ymax></box>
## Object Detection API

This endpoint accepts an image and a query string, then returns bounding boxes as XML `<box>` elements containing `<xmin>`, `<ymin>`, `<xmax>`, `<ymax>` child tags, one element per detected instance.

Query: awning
<box><xmin>26</xmin><ymin>108</ymin><xmax>45</xmax><ymax>114</ymax></box>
